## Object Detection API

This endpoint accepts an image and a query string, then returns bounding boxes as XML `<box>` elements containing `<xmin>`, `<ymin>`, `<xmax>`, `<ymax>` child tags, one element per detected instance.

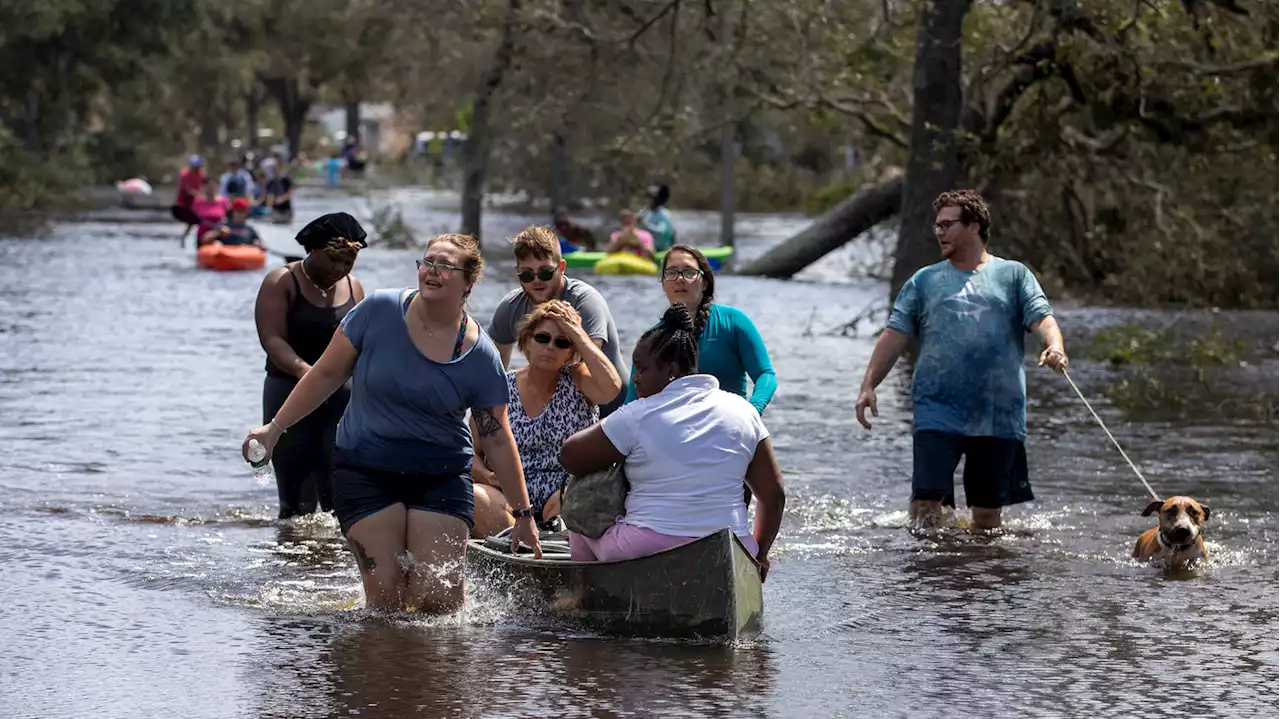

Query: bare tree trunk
<box><xmin>718</xmin><ymin>5</ymin><xmax>735</xmax><ymax>250</ymax></box>
<box><xmin>460</xmin><ymin>0</ymin><xmax>521</xmax><ymax>240</ymax></box>
<box><xmin>245</xmin><ymin>88</ymin><xmax>260</xmax><ymax>151</ymax></box>
<box><xmin>263</xmin><ymin>77</ymin><xmax>311</xmax><ymax>161</ymax></box>
<box><xmin>199</xmin><ymin>115</ymin><xmax>220</xmax><ymax>153</ymax></box>
<box><xmin>739</xmin><ymin>178</ymin><xmax>903</xmax><ymax>277</ymax></box>
<box><xmin>549</xmin><ymin>130</ymin><xmax>571</xmax><ymax>214</ymax></box>
<box><xmin>890</xmin><ymin>0</ymin><xmax>971</xmax><ymax>300</ymax></box>
<box><xmin>345</xmin><ymin>100</ymin><xmax>361</xmax><ymax>143</ymax></box>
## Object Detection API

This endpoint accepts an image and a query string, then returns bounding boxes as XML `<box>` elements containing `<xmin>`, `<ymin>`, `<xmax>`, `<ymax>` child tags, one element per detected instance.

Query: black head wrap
<box><xmin>295</xmin><ymin>212</ymin><xmax>368</xmax><ymax>252</ymax></box>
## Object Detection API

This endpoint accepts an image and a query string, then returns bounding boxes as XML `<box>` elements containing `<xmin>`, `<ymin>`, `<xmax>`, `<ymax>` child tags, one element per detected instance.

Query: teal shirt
<box><xmin>887</xmin><ymin>256</ymin><xmax>1053</xmax><ymax>441</ymax></box>
<box><xmin>624</xmin><ymin>304</ymin><xmax>777</xmax><ymax>414</ymax></box>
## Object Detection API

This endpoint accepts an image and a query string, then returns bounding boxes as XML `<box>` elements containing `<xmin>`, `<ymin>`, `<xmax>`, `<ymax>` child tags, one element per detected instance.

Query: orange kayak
<box><xmin>196</xmin><ymin>244</ymin><xmax>266</xmax><ymax>271</ymax></box>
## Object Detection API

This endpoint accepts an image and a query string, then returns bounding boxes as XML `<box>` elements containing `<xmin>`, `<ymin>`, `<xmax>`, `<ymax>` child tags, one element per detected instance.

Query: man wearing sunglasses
<box><xmin>488</xmin><ymin>225</ymin><xmax>626</xmax><ymax>416</ymax></box>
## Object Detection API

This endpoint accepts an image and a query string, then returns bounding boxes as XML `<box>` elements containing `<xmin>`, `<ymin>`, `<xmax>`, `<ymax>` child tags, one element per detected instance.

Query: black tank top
<box><xmin>265</xmin><ymin>269</ymin><xmax>357</xmax><ymax>378</ymax></box>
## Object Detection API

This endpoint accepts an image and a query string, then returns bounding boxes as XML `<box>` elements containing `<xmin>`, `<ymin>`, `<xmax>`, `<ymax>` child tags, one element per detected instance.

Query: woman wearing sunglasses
<box><xmin>243</xmin><ymin>233</ymin><xmax>541</xmax><ymax>614</ymax></box>
<box><xmin>470</xmin><ymin>300</ymin><xmax>622</xmax><ymax>538</ymax></box>
<box><xmin>623</xmin><ymin>245</ymin><xmax>777</xmax><ymax>416</ymax></box>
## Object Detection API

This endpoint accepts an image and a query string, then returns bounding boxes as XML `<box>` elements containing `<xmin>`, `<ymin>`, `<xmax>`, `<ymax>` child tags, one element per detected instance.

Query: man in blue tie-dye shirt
<box><xmin>855</xmin><ymin>190</ymin><xmax>1069</xmax><ymax>531</ymax></box>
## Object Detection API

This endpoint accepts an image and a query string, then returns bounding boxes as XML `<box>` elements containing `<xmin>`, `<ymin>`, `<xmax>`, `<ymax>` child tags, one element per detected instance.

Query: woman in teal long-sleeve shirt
<box><xmin>623</xmin><ymin>245</ymin><xmax>777</xmax><ymax>413</ymax></box>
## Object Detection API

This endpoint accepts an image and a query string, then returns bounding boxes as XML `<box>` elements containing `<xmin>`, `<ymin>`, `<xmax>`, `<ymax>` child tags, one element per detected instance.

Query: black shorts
<box><xmin>911</xmin><ymin>430</ymin><xmax>1033</xmax><ymax>509</ymax></box>
<box><xmin>331</xmin><ymin>454</ymin><xmax>475</xmax><ymax>535</ymax></box>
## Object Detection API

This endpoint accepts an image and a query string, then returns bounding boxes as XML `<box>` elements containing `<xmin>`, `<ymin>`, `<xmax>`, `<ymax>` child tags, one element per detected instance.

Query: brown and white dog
<box><xmin>1132</xmin><ymin>496</ymin><xmax>1211</xmax><ymax>567</ymax></box>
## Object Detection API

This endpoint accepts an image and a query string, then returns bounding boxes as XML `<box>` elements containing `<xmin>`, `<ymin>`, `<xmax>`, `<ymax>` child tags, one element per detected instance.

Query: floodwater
<box><xmin>1</xmin><ymin>188</ymin><xmax>1276</xmax><ymax>718</ymax></box>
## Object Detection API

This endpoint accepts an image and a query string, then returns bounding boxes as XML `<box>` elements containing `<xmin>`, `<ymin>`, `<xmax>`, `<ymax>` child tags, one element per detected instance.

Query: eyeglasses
<box><xmin>934</xmin><ymin>219</ymin><xmax>961</xmax><ymax>233</ymax></box>
<box><xmin>533</xmin><ymin>332</ymin><xmax>572</xmax><ymax>349</ymax></box>
<box><xmin>517</xmin><ymin>266</ymin><xmax>557</xmax><ymax>283</ymax></box>
<box><xmin>417</xmin><ymin>259</ymin><xmax>463</xmax><ymax>277</ymax></box>
<box><xmin>661</xmin><ymin>268</ymin><xmax>703</xmax><ymax>282</ymax></box>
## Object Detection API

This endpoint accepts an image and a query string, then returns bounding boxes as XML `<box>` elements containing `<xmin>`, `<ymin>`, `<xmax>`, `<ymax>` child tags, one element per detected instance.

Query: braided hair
<box><xmin>638</xmin><ymin>302</ymin><xmax>700</xmax><ymax>377</ymax></box>
<box><xmin>660</xmin><ymin>245</ymin><xmax>715</xmax><ymax>337</ymax></box>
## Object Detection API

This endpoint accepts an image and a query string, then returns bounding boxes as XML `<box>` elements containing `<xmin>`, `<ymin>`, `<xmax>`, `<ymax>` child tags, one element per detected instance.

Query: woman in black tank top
<box><xmin>254</xmin><ymin>213</ymin><xmax>368</xmax><ymax>518</ymax></box>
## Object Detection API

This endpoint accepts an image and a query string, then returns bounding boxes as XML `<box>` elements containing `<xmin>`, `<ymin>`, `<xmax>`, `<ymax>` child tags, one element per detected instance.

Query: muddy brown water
<box><xmin>1</xmin><ymin>188</ymin><xmax>1275</xmax><ymax>718</ymax></box>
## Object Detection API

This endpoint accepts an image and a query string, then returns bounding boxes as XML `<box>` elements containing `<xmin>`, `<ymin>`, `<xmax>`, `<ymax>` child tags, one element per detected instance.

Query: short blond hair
<box><xmin>510</xmin><ymin>225</ymin><xmax>562</xmax><ymax>264</ymax></box>
<box><xmin>516</xmin><ymin>300</ymin><xmax>580</xmax><ymax>362</ymax></box>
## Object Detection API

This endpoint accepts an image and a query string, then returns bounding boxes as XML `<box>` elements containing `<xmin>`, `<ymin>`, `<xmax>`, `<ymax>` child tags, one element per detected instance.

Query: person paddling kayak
<box><xmin>253</xmin><ymin>212</ymin><xmax>367</xmax><ymax>519</ymax></box>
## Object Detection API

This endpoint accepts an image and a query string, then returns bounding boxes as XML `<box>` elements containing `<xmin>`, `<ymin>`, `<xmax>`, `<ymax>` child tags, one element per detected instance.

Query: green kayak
<box><xmin>563</xmin><ymin>245</ymin><xmax>734</xmax><ymax>270</ymax></box>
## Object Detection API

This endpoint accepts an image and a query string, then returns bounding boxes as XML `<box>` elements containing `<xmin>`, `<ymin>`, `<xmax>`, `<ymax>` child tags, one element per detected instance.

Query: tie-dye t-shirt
<box><xmin>886</xmin><ymin>257</ymin><xmax>1053</xmax><ymax>441</ymax></box>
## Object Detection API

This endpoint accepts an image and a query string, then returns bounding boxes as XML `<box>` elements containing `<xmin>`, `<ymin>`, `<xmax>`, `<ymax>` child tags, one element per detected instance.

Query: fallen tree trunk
<box><xmin>739</xmin><ymin>177</ymin><xmax>902</xmax><ymax>277</ymax></box>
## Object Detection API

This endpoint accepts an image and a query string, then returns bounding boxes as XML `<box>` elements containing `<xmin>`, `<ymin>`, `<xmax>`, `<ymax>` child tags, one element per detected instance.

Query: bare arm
<box><xmin>271</xmin><ymin>328</ymin><xmax>357</xmax><ymax>429</ymax></box>
<box><xmin>744</xmin><ymin>437</ymin><xmax>785</xmax><ymax>580</ymax></box>
<box><xmin>1031</xmin><ymin>315</ymin><xmax>1068</xmax><ymax>371</ymax></box>
<box><xmin>854</xmin><ymin>328</ymin><xmax>911</xmax><ymax>430</ymax></box>
<box><xmin>468</xmin><ymin>416</ymin><xmax>501</xmax><ymax>488</ymax></box>
<box><xmin>560</xmin><ymin>425</ymin><xmax>625</xmax><ymax>476</ymax></box>
<box><xmin>350</xmin><ymin>276</ymin><xmax>366</xmax><ymax>303</ymax></box>
<box><xmin>554</xmin><ymin>311</ymin><xmax>621</xmax><ymax>405</ymax></box>
<box><xmin>472</xmin><ymin>405</ymin><xmax>532</xmax><ymax>509</ymax></box>
<box><xmin>473</xmin><ymin>405</ymin><xmax>541</xmax><ymax>557</ymax></box>
<box><xmin>242</xmin><ymin>328</ymin><xmax>357</xmax><ymax>461</ymax></box>
<box><xmin>497</xmin><ymin>342</ymin><xmax>514</xmax><ymax>368</ymax></box>
<box><xmin>254</xmin><ymin>268</ymin><xmax>312</xmax><ymax>379</ymax></box>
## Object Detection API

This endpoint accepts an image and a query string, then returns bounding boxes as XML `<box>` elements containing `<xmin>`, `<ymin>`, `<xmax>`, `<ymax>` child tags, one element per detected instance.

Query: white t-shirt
<box><xmin>601</xmin><ymin>375</ymin><xmax>769</xmax><ymax>538</ymax></box>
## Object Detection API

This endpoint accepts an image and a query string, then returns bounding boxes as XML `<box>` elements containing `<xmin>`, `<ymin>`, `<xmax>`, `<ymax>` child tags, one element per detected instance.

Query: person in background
<box><xmin>201</xmin><ymin>197</ymin><xmax>264</xmax><ymax>248</ymax></box>
<box><xmin>254</xmin><ymin>213</ymin><xmax>367</xmax><ymax>519</ymax></box>
<box><xmin>242</xmin><ymin>233</ymin><xmax>542</xmax><ymax>613</ymax></box>
<box><xmin>265</xmin><ymin>168</ymin><xmax>296</xmax><ymax>224</ymax></box>
<box><xmin>190</xmin><ymin>175</ymin><xmax>230</xmax><ymax>238</ymax></box>
<box><xmin>553</xmin><ymin>206</ymin><xmax>597</xmax><ymax>251</ymax></box>
<box><xmin>560</xmin><ymin>303</ymin><xmax>785</xmax><ymax>578</ymax></box>
<box><xmin>175</xmin><ymin>155</ymin><xmax>205</xmax><ymax>210</ymax></box>
<box><xmin>623</xmin><ymin>245</ymin><xmax>777</xmax><ymax>415</ymax></box>
<box><xmin>488</xmin><ymin>225</ymin><xmax>627</xmax><ymax>416</ymax></box>
<box><xmin>854</xmin><ymin>189</ymin><xmax>1068</xmax><ymax>531</ymax></box>
<box><xmin>470</xmin><ymin>300</ymin><xmax>621</xmax><ymax>538</ymax></box>
<box><xmin>638</xmin><ymin>183</ymin><xmax>677</xmax><ymax>252</ymax></box>
<box><xmin>219</xmin><ymin>158</ymin><xmax>255</xmax><ymax>198</ymax></box>
<box><xmin>325</xmin><ymin>152</ymin><xmax>344</xmax><ymax>186</ymax></box>
<box><xmin>605</xmin><ymin>209</ymin><xmax>655</xmax><ymax>260</ymax></box>
<box><xmin>250</xmin><ymin>168</ymin><xmax>271</xmax><ymax>216</ymax></box>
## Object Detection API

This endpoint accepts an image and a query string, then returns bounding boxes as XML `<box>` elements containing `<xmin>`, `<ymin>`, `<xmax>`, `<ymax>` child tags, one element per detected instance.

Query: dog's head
<box><xmin>1142</xmin><ymin>496</ymin><xmax>1211</xmax><ymax>546</ymax></box>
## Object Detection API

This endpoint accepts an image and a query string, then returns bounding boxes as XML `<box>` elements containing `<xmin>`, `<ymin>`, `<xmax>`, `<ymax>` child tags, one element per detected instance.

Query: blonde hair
<box><xmin>426</xmin><ymin>233</ymin><xmax>485</xmax><ymax>287</ymax></box>
<box><xmin>510</xmin><ymin>225</ymin><xmax>562</xmax><ymax>264</ymax></box>
<box><xmin>515</xmin><ymin>300</ymin><xmax>580</xmax><ymax>363</ymax></box>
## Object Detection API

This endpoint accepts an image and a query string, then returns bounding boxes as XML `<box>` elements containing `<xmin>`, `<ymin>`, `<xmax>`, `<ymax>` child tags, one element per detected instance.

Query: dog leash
<box><xmin>1061</xmin><ymin>370</ymin><xmax>1161</xmax><ymax>501</ymax></box>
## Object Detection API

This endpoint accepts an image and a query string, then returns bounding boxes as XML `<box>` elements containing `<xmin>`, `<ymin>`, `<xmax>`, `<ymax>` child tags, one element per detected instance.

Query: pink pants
<box><xmin>569</xmin><ymin>517</ymin><xmax>759</xmax><ymax>562</ymax></box>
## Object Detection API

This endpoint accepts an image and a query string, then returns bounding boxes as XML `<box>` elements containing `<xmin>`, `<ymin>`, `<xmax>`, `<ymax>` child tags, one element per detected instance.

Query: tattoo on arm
<box><xmin>473</xmin><ymin>407</ymin><xmax>501</xmax><ymax>437</ymax></box>
<box><xmin>350</xmin><ymin>539</ymin><xmax>377</xmax><ymax>572</ymax></box>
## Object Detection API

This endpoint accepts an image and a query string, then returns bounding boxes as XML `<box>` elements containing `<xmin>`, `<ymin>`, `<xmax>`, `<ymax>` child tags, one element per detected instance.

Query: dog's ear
<box><xmin>1198</xmin><ymin>504</ymin><xmax>1211</xmax><ymax>522</ymax></box>
<box><xmin>1142</xmin><ymin>500</ymin><xmax>1164</xmax><ymax>517</ymax></box>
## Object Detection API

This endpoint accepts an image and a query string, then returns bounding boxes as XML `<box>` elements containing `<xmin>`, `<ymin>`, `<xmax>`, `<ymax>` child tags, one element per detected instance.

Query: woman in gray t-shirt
<box><xmin>243</xmin><ymin>233</ymin><xmax>542</xmax><ymax>614</ymax></box>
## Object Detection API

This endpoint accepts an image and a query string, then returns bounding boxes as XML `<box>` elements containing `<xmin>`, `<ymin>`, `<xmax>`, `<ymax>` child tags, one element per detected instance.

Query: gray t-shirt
<box><xmin>336</xmin><ymin>288</ymin><xmax>509</xmax><ymax>474</ymax></box>
<box><xmin>488</xmin><ymin>277</ymin><xmax>625</xmax><ymax>414</ymax></box>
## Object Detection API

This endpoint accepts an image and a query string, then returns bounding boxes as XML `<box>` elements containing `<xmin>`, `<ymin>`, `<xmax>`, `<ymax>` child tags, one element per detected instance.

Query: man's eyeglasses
<box><xmin>533</xmin><ymin>332</ymin><xmax>572</xmax><ymax>349</ymax></box>
<box><xmin>517</xmin><ymin>266</ymin><xmax>558</xmax><ymax>283</ymax></box>
<box><xmin>661</xmin><ymin>268</ymin><xmax>703</xmax><ymax>282</ymax></box>
<box><xmin>417</xmin><ymin>259</ymin><xmax>463</xmax><ymax>277</ymax></box>
<box><xmin>934</xmin><ymin>219</ymin><xmax>961</xmax><ymax>233</ymax></box>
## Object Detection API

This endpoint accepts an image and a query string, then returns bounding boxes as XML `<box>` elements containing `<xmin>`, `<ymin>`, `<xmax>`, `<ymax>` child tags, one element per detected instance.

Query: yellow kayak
<box><xmin>593</xmin><ymin>253</ymin><xmax>658</xmax><ymax>276</ymax></box>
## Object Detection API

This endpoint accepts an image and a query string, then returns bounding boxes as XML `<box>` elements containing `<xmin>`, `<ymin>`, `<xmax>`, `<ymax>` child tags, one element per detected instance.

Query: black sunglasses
<box><xmin>533</xmin><ymin>332</ymin><xmax>572</xmax><ymax>349</ymax></box>
<box><xmin>517</xmin><ymin>267</ymin><xmax>557</xmax><ymax>283</ymax></box>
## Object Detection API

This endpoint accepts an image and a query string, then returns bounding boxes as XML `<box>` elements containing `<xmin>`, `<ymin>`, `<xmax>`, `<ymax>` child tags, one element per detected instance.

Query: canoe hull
<box><xmin>467</xmin><ymin>527</ymin><xmax>762</xmax><ymax>640</ymax></box>
<box><xmin>196</xmin><ymin>244</ymin><xmax>267</xmax><ymax>271</ymax></box>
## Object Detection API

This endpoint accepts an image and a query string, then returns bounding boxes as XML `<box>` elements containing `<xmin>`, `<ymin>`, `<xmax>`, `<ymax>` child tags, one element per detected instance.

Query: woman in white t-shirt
<box><xmin>560</xmin><ymin>303</ymin><xmax>786</xmax><ymax>579</ymax></box>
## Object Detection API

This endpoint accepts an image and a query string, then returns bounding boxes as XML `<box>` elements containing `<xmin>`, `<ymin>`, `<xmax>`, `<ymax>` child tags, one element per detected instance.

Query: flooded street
<box><xmin>1</xmin><ymin>188</ymin><xmax>1276</xmax><ymax>718</ymax></box>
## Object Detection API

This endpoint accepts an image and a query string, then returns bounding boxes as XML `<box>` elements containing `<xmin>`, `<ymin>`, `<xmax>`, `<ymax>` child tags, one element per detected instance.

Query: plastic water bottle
<box><xmin>247</xmin><ymin>439</ymin><xmax>273</xmax><ymax>485</ymax></box>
